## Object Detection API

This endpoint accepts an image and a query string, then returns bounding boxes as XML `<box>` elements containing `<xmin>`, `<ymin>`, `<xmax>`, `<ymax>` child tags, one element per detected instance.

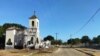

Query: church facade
<box><xmin>5</xmin><ymin>14</ymin><xmax>41</xmax><ymax>49</ymax></box>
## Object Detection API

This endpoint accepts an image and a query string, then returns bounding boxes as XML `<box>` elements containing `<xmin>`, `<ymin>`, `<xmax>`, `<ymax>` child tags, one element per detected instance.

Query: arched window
<box><xmin>30</xmin><ymin>37</ymin><xmax>33</xmax><ymax>44</ymax></box>
<box><xmin>36</xmin><ymin>38</ymin><xmax>39</xmax><ymax>43</ymax></box>
<box><xmin>32</xmin><ymin>21</ymin><xmax>34</xmax><ymax>27</ymax></box>
<box><xmin>7</xmin><ymin>38</ymin><xmax>12</xmax><ymax>45</ymax></box>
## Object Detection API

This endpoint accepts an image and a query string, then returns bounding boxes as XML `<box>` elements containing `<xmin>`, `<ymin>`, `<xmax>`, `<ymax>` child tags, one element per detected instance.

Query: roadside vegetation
<box><xmin>44</xmin><ymin>35</ymin><xmax>100</xmax><ymax>49</ymax></box>
<box><xmin>67</xmin><ymin>35</ymin><xmax>100</xmax><ymax>48</ymax></box>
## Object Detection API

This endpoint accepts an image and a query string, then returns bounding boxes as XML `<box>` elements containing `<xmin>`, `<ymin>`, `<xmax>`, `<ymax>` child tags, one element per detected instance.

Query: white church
<box><xmin>5</xmin><ymin>14</ymin><xmax>41</xmax><ymax>49</ymax></box>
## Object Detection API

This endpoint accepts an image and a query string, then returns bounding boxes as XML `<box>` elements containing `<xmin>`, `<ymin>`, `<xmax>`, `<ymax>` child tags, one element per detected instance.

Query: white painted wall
<box><xmin>5</xmin><ymin>29</ymin><xmax>16</xmax><ymax>49</ymax></box>
<box><xmin>29</xmin><ymin>17</ymin><xmax>41</xmax><ymax>47</ymax></box>
<box><xmin>29</xmin><ymin>18</ymin><xmax>39</xmax><ymax>29</ymax></box>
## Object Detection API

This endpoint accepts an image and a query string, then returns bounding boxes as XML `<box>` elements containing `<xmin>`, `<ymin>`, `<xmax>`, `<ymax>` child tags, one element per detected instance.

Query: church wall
<box><xmin>5</xmin><ymin>30</ymin><xmax>16</xmax><ymax>49</ymax></box>
<box><xmin>5</xmin><ymin>14</ymin><xmax>41</xmax><ymax>49</ymax></box>
<box><xmin>29</xmin><ymin>19</ymin><xmax>39</xmax><ymax>29</ymax></box>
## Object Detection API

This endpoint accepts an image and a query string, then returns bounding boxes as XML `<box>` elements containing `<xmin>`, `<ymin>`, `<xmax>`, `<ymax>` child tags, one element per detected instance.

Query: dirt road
<box><xmin>47</xmin><ymin>48</ymin><xmax>90</xmax><ymax>56</ymax></box>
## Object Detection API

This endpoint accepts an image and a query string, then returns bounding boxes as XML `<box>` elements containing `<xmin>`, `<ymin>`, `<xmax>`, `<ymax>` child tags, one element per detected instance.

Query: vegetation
<box><xmin>43</xmin><ymin>35</ymin><xmax>100</xmax><ymax>47</ymax></box>
<box><xmin>0</xmin><ymin>23</ymin><xmax>26</xmax><ymax>37</ymax></box>
<box><xmin>67</xmin><ymin>38</ymin><xmax>81</xmax><ymax>45</ymax></box>
<box><xmin>44</xmin><ymin>35</ymin><xmax>62</xmax><ymax>45</ymax></box>
<box><xmin>81</xmin><ymin>35</ymin><xmax>91</xmax><ymax>46</ymax></box>
<box><xmin>44</xmin><ymin>35</ymin><xmax>54</xmax><ymax>41</ymax></box>
<box><xmin>66</xmin><ymin>35</ymin><xmax>100</xmax><ymax>47</ymax></box>
<box><xmin>92</xmin><ymin>35</ymin><xmax>100</xmax><ymax>44</ymax></box>
<box><xmin>1</xmin><ymin>23</ymin><xmax>100</xmax><ymax>48</ymax></box>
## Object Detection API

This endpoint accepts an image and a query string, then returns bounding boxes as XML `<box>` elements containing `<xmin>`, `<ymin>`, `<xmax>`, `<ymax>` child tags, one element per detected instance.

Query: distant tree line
<box><xmin>0</xmin><ymin>23</ymin><xmax>26</xmax><ymax>49</ymax></box>
<box><xmin>43</xmin><ymin>35</ymin><xmax>63</xmax><ymax>45</ymax></box>
<box><xmin>67</xmin><ymin>35</ymin><xmax>100</xmax><ymax>48</ymax></box>
<box><xmin>43</xmin><ymin>35</ymin><xmax>100</xmax><ymax>48</ymax></box>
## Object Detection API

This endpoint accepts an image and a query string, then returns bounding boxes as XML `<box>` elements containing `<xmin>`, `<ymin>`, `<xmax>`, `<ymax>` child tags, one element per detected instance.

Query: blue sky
<box><xmin>0</xmin><ymin>0</ymin><xmax>100</xmax><ymax>41</ymax></box>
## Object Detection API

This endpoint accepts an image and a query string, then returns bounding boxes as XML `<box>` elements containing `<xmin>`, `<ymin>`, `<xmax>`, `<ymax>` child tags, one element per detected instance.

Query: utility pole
<box><xmin>70</xmin><ymin>34</ymin><xmax>72</xmax><ymax>39</ymax></box>
<box><xmin>55</xmin><ymin>33</ymin><xmax>58</xmax><ymax>45</ymax></box>
<box><xmin>70</xmin><ymin>34</ymin><xmax>73</xmax><ymax>47</ymax></box>
<box><xmin>55</xmin><ymin>33</ymin><xmax>58</xmax><ymax>41</ymax></box>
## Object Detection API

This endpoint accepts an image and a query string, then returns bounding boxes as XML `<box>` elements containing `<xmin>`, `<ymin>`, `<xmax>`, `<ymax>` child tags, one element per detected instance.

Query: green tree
<box><xmin>0</xmin><ymin>23</ymin><xmax>26</xmax><ymax>37</ymax></box>
<box><xmin>67</xmin><ymin>38</ymin><xmax>75</xmax><ymax>47</ymax></box>
<box><xmin>67</xmin><ymin>38</ymin><xmax>72</xmax><ymax>44</ymax></box>
<box><xmin>55</xmin><ymin>39</ymin><xmax>62</xmax><ymax>45</ymax></box>
<box><xmin>67</xmin><ymin>38</ymin><xmax>81</xmax><ymax>47</ymax></box>
<box><xmin>3</xmin><ymin>23</ymin><xmax>26</xmax><ymax>31</ymax></box>
<box><xmin>0</xmin><ymin>26</ymin><xmax>4</xmax><ymax>37</ymax></box>
<box><xmin>44</xmin><ymin>35</ymin><xmax>54</xmax><ymax>41</ymax></box>
<box><xmin>81</xmin><ymin>35</ymin><xmax>91</xmax><ymax>46</ymax></box>
<box><xmin>44</xmin><ymin>35</ymin><xmax>55</xmax><ymax>45</ymax></box>
<box><xmin>62</xmin><ymin>42</ymin><xmax>67</xmax><ymax>45</ymax></box>
<box><xmin>74</xmin><ymin>38</ymin><xmax>81</xmax><ymax>44</ymax></box>
<box><xmin>96</xmin><ymin>35</ymin><xmax>100</xmax><ymax>44</ymax></box>
<box><xmin>92</xmin><ymin>37</ymin><xmax>98</xmax><ymax>44</ymax></box>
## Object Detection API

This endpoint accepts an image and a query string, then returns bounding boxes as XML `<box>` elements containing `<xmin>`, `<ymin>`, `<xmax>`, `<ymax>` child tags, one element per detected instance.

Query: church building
<box><xmin>5</xmin><ymin>14</ymin><xmax>41</xmax><ymax>49</ymax></box>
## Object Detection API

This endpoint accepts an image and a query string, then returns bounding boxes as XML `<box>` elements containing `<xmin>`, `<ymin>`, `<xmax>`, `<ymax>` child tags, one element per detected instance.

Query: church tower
<box><xmin>29</xmin><ymin>13</ymin><xmax>39</xmax><ymax>29</ymax></box>
<box><xmin>29</xmin><ymin>12</ymin><xmax>40</xmax><ymax>46</ymax></box>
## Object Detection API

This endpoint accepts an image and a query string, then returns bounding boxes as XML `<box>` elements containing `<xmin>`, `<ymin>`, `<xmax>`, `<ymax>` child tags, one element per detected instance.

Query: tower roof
<box><xmin>29</xmin><ymin>15</ymin><xmax>37</xmax><ymax>19</ymax></box>
<box><xmin>30</xmin><ymin>11</ymin><xmax>38</xmax><ymax>19</ymax></box>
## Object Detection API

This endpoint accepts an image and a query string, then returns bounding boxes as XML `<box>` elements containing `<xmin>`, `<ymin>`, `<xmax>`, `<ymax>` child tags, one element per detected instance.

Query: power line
<box><xmin>73</xmin><ymin>8</ymin><xmax>100</xmax><ymax>35</ymax></box>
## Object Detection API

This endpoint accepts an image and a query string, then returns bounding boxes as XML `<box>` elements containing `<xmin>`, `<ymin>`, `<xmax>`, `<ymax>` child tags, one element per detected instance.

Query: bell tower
<box><xmin>29</xmin><ymin>11</ymin><xmax>39</xmax><ymax>29</ymax></box>
<box><xmin>29</xmin><ymin>11</ymin><xmax>40</xmax><ymax>45</ymax></box>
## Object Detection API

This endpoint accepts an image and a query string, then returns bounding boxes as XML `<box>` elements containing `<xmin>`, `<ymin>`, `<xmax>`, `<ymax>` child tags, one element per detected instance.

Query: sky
<box><xmin>0</xmin><ymin>0</ymin><xmax>100</xmax><ymax>41</ymax></box>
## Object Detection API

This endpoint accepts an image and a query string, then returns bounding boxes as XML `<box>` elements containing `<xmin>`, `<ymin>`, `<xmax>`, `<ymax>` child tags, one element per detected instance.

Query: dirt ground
<box><xmin>30</xmin><ymin>48</ymin><xmax>58</xmax><ymax>56</ymax></box>
<box><xmin>32</xmin><ymin>48</ymin><xmax>89</xmax><ymax>56</ymax></box>
<box><xmin>75</xmin><ymin>48</ymin><xmax>100</xmax><ymax>56</ymax></box>
<box><xmin>0</xmin><ymin>49</ymin><xmax>33</xmax><ymax>56</ymax></box>
<box><xmin>0</xmin><ymin>48</ymin><xmax>57</xmax><ymax>56</ymax></box>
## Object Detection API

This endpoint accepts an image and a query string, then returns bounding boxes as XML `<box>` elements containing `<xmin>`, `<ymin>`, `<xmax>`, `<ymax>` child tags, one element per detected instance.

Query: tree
<box><xmin>67</xmin><ymin>38</ymin><xmax>75</xmax><ymax>47</ymax></box>
<box><xmin>67</xmin><ymin>38</ymin><xmax>81</xmax><ymax>47</ymax></box>
<box><xmin>81</xmin><ymin>35</ymin><xmax>91</xmax><ymax>46</ymax></box>
<box><xmin>67</xmin><ymin>38</ymin><xmax>72</xmax><ymax>44</ymax></box>
<box><xmin>44</xmin><ymin>35</ymin><xmax>55</xmax><ymax>45</ymax></box>
<box><xmin>3</xmin><ymin>23</ymin><xmax>26</xmax><ymax>31</ymax></box>
<box><xmin>67</xmin><ymin>38</ymin><xmax>80</xmax><ymax>45</ymax></box>
<box><xmin>0</xmin><ymin>23</ymin><xmax>26</xmax><ymax>37</ymax></box>
<box><xmin>93</xmin><ymin>35</ymin><xmax>100</xmax><ymax>44</ymax></box>
<box><xmin>74</xmin><ymin>38</ymin><xmax>81</xmax><ymax>44</ymax></box>
<box><xmin>55</xmin><ymin>39</ymin><xmax>62</xmax><ymax>45</ymax></box>
<box><xmin>0</xmin><ymin>26</ymin><xmax>4</xmax><ymax>37</ymax></box>
<box><xmin>97</xmin><ymin>35</ymin><xmax>100</xmax><ymax>44</ymax></box>
<box><xmin>43</xmin><ymin>35</ymin><xmax>63</xmax><ymax>45</ymax></box>
<box><xmin>92</xmin><ymin>37</ymin><xmax>98</xmax><ymax>44</ymax></box>
<box><xmin>0</xmin><ymin>35</ymin><xmax>5</xmax><ymax>49</ymax></box>
<box><xmin>44</xmin><ymin>35</ymin><xmax>54</xmax><ymax>41</ymax></box>
<box><xmin>62</xmin><ymin>42</ymin><xmax>67</xmax><ymax>45</ymax></box>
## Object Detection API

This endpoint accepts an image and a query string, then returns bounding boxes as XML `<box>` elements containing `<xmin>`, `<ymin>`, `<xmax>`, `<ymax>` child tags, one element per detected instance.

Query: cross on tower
<box><xmin>34</xmin><ymin>11</ymin><xmax>36</xmax><ymax>15</ymax></box>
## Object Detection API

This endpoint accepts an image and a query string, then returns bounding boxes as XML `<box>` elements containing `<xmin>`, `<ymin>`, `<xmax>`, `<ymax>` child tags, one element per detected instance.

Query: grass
<box><xmin>0</xmin><ymin>49</ymin><xmax>31</xmax><ymax>56</ymax></box>
<box><xmin>75</xmin><ymin>48</ymin><xmax>100</xmax><ymax>56</ymax></box>
<box><xmin>0</xmin><ymin>47</ymin><xmax>58</xmax><ymax>56</ymax></box>
<box><xmin>30</xmin><ymin>47</ymin><xmax>58</xmax><ymax>56</ymax></box>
